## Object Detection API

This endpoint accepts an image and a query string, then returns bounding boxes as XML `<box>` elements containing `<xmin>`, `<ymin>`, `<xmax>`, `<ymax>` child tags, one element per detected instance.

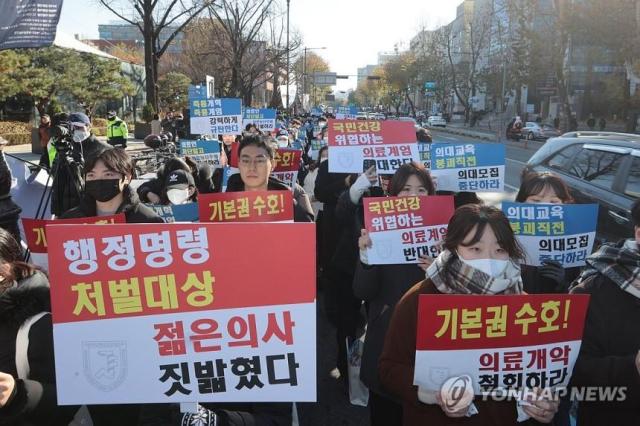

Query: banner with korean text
<box><xmin>243</xmin><ymin>108</ymin><xmax>277</xmax><ymax>133</ymax></box>
<box><xmin>429</xmin><ymin>143</ymin><xmax>505</xmax><ymax>192</ymax></box>
<box><xmin>414</xmin><ymin>294</ymin><xmax>589</xmax><ymax>395</ymax></box>
<box><xmin>179</xmin><ymin>139</ymin><xmax>222</xmax><ymax>168</ymax></box>
<box><xmin>22</xmin><ymin>214</ymin><xmax>126</xmax><ymax>254</ymax></box>
<box><xmin>327</xmin><ymin>120</ymin><xmax>419</xmax><ymax>174</ymax></box>
<box><xmin>47</xmin><ymin>223</ymin><xmax>316</xmax><ymax>404</ymax></box>
<box><xmin>363</xmin><ymin>196</ymin><xmax>454</xmax><ymax>264</ymax></box>
<box><xmin>502</xmin><ymin>203</ymin><xmax>598</xmax><ymax>267</ymax></box>
<box><xmin>198</xmin><ymin>191</ymin><xmax>293</xmax><ymax>222</ymax></box>
<box><xmin>190</xmin><ymin>98</ymin><xmax>243</xmax><ymax>135</ymax></box>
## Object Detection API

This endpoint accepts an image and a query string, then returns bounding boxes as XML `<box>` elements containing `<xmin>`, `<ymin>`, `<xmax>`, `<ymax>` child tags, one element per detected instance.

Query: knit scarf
<box><xmin>426</xmin><ymin>250</ymin><xmax>523</xmax><ymax>295</ymax></box>
<box><xmin>575</xmin><ymin>239</ymin><xmax>640</xmax><ymax>299</ymax></box>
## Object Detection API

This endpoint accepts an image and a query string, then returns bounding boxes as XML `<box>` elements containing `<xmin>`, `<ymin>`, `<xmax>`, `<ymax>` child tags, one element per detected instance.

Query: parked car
<box><xmin>521</xmin><ymin>122</ymin><xmax>562</xmax><ymax>141</ymax></box>
<box><xmin>356</xmin><ymin>113</ymin><xmax>369</xmax><ymax>120</ymax></box>
<box><xmin>524</xmin><ymin>131</ymin><xmax>640</xmax><ymax>242</ymax></box>
<box><xmin>427</xmin><ymin>115</ymin><xmax>447</xmax><ymax>127</ymax></box>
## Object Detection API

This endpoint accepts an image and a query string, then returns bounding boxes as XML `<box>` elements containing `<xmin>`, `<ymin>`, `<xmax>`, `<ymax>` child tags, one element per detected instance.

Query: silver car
<box><xmin>521</xmin><ymin>122</ymin><xmax>562</xmax><ymax>141</ymax></box>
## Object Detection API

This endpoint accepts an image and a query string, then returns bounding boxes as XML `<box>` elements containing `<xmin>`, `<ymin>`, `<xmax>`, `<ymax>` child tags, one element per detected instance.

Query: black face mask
<box><xmin>85</xmin><ymin>179</ymin><xmax>122</xmax><ymax>202</ymax></box>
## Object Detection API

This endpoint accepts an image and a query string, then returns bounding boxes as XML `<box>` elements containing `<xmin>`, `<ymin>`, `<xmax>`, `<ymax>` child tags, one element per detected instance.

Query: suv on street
<box><xmin>524</xmin><ymin>131</ymin><xmax>640</xmax><ymax>242</ymax></box>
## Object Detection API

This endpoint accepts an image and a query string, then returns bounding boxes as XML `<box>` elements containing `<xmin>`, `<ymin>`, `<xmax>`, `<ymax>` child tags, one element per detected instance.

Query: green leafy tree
<box><xmin>71</xmin><ymin>55</ymin><xmax>135</xmax><ymax>117</ymax></box>
<box><xmin>158</xmin><ymin>71</ymin><xmax>192</xmax><ymax>111</ymax></box>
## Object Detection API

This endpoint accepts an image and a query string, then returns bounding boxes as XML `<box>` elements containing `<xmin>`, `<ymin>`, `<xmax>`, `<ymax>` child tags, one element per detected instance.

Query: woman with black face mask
<box><xmin>61</xmin><ymin>148</ymin><xmax>163</xmax><ymax>223</ymax></box>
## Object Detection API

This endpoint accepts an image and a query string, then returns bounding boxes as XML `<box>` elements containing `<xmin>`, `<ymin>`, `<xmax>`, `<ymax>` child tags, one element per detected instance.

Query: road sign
<box><xmin>313</xmin><ymin>72</ymin><xmax>337</xmax><ymax>86</ymax></box>
<box><xmin>425</xmin><ymin>82</ymin><xmax>437</xmax><ymax>90</ymax></box>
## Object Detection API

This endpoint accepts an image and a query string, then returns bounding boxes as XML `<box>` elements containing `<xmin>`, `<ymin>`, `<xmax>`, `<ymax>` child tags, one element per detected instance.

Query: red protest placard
<box><xmin>47</xmin><ymin>222</ymin><xmax>317</xmax><ymax>405</ymax></box>
<box><xmin>327</xmin><ymin>120</ymin><xmax>419</xmax><ymax>174</ymax></box>
<box><xmin>362</xmin><ymin>195</ymin><xmax>454</xmax><ymax>264</ymax></box>
<box><xmin>414</xmin><ymin>294</ymin><xmax>590</xmax><ymax>393</ymax></box>
<box><xmin>22</xmin><ymin>214</ymin><xmax>126</xmax><ymax>254</ymax></box>
<box><xmin>47</xmin><ymin>223</ymin><xmax>315</xmax><ymax>324</ymax></box>
<box><xmin>327</xmin><ymin>119</ymin><xmax>415</xmax><ymax>147</ymax></box>
<box><xmin>416</xmin><ymin>294</ymin><xmax>589</xmax><ymax>351</ymax></box>
<box><xmin>273</xmin><ymin>148</ymin><xmax>302</xmax><ymax>172</ymax></box>
<box><xmin>198</xmin><ymin>190</ymin><xmax>293</xmax><ymax>222</ymax></box>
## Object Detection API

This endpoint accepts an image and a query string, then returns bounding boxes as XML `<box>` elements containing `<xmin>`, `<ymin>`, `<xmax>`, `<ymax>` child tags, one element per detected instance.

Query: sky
<box><xmin>58</xmin><ymin>0</ymin><xmax>459</xmax><ymax>90</ymax></box>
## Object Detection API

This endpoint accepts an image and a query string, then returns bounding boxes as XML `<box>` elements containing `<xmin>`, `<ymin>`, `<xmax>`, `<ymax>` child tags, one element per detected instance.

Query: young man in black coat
<box><xmin>570</xmin><ymin>199</ymin><xmax>640</xmax><ymax>426</ymax></box>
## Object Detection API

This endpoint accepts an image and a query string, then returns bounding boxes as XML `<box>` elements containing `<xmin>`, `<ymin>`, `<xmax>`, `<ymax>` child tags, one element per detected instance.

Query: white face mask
<box><xmin>458</xmin><ymin>254</ymin><xmax>509</xmax><ymax>278</ymax></box>
<box><xmin>73</xmin><ymin>129</ymin><xmax>90</xmax><ymax>143</ymax></box>
<box><xmin>167</xmin><ymin>188</ymin><xmax>190</xmax><ymax>205</ymax></box>
<box><xmin>277</xmin><ymin>138</ymin><xmax>289</xmax><ymax>148</ymax></box>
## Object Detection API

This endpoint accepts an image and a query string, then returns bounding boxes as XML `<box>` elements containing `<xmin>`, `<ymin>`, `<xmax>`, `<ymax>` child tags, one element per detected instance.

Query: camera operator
<box><xmin>49</xmin><ymin>112</ymin><xmax>110</xmax><ymax>216</ymax></box>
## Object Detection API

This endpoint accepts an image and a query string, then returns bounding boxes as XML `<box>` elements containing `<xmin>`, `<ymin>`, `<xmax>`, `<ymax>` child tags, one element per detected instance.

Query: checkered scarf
<box><xmin>426</xmin><ymin>250</ymin><xmax>523</xmax><ymax>295</ymax></box>
<box><xmin>575</xmin><ymin>239</ymin><xmax>640</xmax><ymax>299</ymax></box>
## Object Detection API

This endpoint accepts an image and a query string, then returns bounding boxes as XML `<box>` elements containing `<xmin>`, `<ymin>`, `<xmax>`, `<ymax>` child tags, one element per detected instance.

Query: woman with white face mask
<box><xmin>516</xmin><ymin>172</ymin><xmax>579</xmax><ymax>295</ymax></box>
<box><xmin>379</xmin><ymin>204</ymin><xmax>560</xmax><ymax>425</ymax></box>
<box><xmin>161</xmin><ymin>169</ymin><xmax>197</xmax><ymax>205</ymax></box>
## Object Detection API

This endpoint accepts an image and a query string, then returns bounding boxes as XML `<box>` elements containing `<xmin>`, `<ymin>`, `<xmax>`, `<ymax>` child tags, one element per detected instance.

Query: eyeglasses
<box><xmin>240</xmin><ymin>155</ymin><xmax>270</xmax><ymax>167</ymax></box>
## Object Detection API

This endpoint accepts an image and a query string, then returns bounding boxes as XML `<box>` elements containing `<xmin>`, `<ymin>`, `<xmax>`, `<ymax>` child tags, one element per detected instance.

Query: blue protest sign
<box><xmin>429</xmin><ymin>143</ymin><xmax>505</xmax><ymax>192</ymax></box>
<box><xmin>243</xmin><ymin>108</ymin><xmax>277</xmax><ymax>132</ymax></box>
<box><xmin>502</xmin><ymin>202</ymin><xmax>598</xmax><ymax>267</ymax></box>
<box><xmin>336</xmin><ymin>106</ymin><xmax>358</xmax><ymax>119</ymax></box>
<box><xmin>146</xmin><ymin>203</ymin><xmax>200</xmax><ymax>223</ymax></box>
<box><xmin>179</xmin><ymin>139</ymin><xmax>221</xmax><ymax>168</ymax></box>
<box><xmin>189</xmin><ymin>98</ymin><xmax>243</xmax><ymax>135</ymax></box>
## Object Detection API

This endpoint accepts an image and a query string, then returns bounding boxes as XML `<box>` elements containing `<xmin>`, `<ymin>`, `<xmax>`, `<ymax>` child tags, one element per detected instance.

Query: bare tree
<box><xmin>98</xmin><ymin>0</ymin><xmax>211</xmax><ymax>109</ymax></box>
<box><xmin>439</xmin><ymin>6</ymin><xmax>492</xmax><ymax>123</ymax></box>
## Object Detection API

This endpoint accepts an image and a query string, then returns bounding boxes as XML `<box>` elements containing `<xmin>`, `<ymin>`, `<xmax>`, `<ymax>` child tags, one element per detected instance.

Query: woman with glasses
<box><xmin>226</xmin><ymin>134</ymin><xmax>313</xmax><ymax>222</ymax></box>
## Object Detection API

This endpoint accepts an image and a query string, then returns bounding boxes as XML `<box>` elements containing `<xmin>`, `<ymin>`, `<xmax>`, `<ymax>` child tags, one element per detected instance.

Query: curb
<box><xmin>430</xmin><ymin>126</ymin><xmax>496</xmax><ymax>141</ymax></box>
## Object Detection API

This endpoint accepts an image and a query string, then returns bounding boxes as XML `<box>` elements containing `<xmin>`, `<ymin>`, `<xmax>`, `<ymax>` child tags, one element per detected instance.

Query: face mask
<box><xmin>73</xmin><ymin>129</ymin><xmax>90</xmax><ymax>143</ymax></box>
<box><xmin>458</xmin><ymin>253</ymin><xmax>509</xmax><ymax>278</ymax></box>
<box><xmin>320</xmin><ymin>157</ymin><xmax>328</xmax><ymax>163</ymax></box>
<box><xmin>167</xmin><ymin>188</ymin><xmax>190</xmax><ymax>205</ymax></box>
<box><xmin>277</xmin><ymin>138</ymin><xmax>289</xmax><ymax>148</ymax></box>
<box><xmin>85</xmin><ymin>179</ymin><xmax>122</xmax><ymax>202</ymax></box>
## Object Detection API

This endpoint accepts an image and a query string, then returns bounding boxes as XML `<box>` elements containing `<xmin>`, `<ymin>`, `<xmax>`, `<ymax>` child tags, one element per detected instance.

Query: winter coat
<box><xmin>314</xmin><ymin>160</ymin><xmax>351</xmax><ymax>269</ymax></box>
<box><xmin>0</xmin><ymin>271</ymin><xmax>78</xmax><ymax>425</ymax></box>
<box><xmin>353</xmin><ymin>262</ymin><xmax>424</xmax><ymax>396</ymax></box>
<box><xmin>521</xmin><ymin>265</ymin><xmax>581</xmax><ymax>294</ymax></box>
<box><xmin>379</xmin><ymin>279</ymin><xmax>545</xmax><ymax>426</ymax></box>
<box><xmin>570</xmin><ymin>274</ymin><xmax>640</xmax><ymax>426</ymax></box>
<box><xmin>61</xmin><ymin>185</ymin><xmax>164</xmax><ymax>223</ymax></box>
<box><xmin>225</xmin><ymin>174</ymin><xmax>314</xmax><ymax>223</ymax></box>
<box><xmin>138</xmin><ymin>402</ymin><xmax>292</xmax><ymax>426</ymax></box>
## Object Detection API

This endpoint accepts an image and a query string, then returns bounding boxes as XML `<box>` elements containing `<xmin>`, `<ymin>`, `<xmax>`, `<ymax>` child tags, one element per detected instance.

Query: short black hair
<box><xmin>85</xmin><ymin>148</ymin><xmax>133</xmax><ymax>178</ymax></box>
<box><xmin>632</xmin><ymin>199</ymin><xmax>640</xmax><ymax>227</ymax></box>
<box><xmin>238</xmin><ymin>134</ymin><xmax>275</xmax><ymax>159</ymax></box>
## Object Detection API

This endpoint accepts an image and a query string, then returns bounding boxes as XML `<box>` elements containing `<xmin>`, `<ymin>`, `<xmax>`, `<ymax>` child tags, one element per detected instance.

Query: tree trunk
<box><xmin>143</xmin><ymin>2</ymin><xmax>157</xmax><ymax>110</ymax></box>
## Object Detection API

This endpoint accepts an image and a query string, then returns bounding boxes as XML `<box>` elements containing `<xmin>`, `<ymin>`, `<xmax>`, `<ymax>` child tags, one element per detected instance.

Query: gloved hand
<box><xmin>349</xmin><ymin>166</ymin><xmax>377</xmax><ymax>204</ymax></box>
<box><xmin>539</xmin><ymin>260</ymin><xmax>565</xmax><ymax>288</ymax></box>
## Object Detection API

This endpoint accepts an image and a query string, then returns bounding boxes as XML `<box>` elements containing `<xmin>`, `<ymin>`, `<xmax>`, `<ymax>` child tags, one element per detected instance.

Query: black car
<box><xmin>524</xmin><ymin>131</ymin><xmax>640</xmax><ymax>243</ymax></box>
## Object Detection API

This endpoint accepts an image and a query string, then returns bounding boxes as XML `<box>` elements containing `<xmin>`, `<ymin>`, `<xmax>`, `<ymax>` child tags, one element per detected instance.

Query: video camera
<box><xmin>49</xmin><ymin>121</ymin><xmax>74</xmax><ymax>152</ymax></box>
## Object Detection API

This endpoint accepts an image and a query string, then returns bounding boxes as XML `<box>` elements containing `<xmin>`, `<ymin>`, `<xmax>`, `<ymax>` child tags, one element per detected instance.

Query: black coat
<box><xmin>0</xmin><ymin>271</ymin><xmax>78</xmax><ymax>425</ymax></box>
<box><xmin>138</xmin><ymin>402</ymin><xmax>292</xmax><ymax>426</ymax></box>
<box><xmin>521</xmin><ymin>265</ymin><xmax>581</xmax><ymax>294</ymax></box>
<box><xmin>570</xmin><ymin>274</ymin><xmax>640</xmax><ymax>426</ymax></box>
<box><xmin>61</xmin><ymin>185</ymin><xmax>164</xmax><ymax>223</ymax></box>
<box><xmin>226</xmin><ymin>174</ymin><xmax>314</xmax><ymax>223</ymax></box>
<box><xmin>353</xmin><ymin>262</ymin><xmax>425</xmax><ymax>395</ymax></box>
<box><xmin>313</xmin><ymin>161</ymin><xmax>351</xmax><ymax>270</ymax></box>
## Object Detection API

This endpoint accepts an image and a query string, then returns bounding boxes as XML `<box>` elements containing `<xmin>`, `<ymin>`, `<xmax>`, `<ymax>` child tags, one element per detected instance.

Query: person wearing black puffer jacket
<box><xmin>61</xmin><ymin>148</ymin><xmax>163</xmax><ymax>224</ymax></box>
<box><xmin>225</xmin><ymin>135</ymin><xmax>313</xmax><ymax>223</ymax></box>
<box><xmin>0</xmin><ymin>228</ymin><xmax>78</xmax><ymax>425</ymax></box>
<box><xmin>354</xmin><ymin>163</ymin><xmax>437</xmax><ymax>426</ymax></box>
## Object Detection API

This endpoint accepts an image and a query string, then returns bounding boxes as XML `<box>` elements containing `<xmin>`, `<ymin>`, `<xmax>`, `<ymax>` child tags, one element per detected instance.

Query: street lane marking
<box><xmin>506</xmin><ymin>158</ymin><xmax>527</xmax><ymax>166</ymax></box>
